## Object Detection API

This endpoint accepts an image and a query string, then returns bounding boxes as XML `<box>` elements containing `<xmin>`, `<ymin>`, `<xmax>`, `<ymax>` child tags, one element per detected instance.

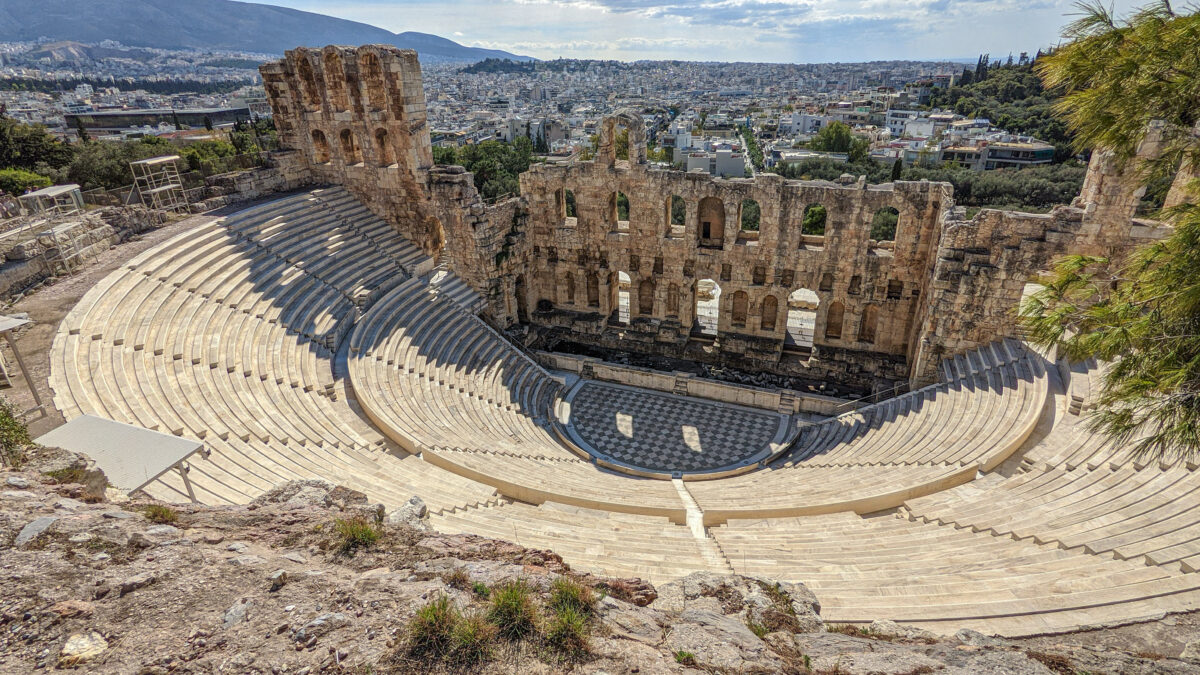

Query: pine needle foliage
<box><xmin>1035</xmin><ymin>1</ymin><xmax>1200</xmax><ymax>186</ymax></box>
<box><xmin>1020</xmin><ymin>199</ymin><xmax>1200</xmax><ymax>461</ymax></box>
<box><xmin>1021</xmin><ymin>1</ymin><xmax>1200</xmax><ymax>462</ymax></box>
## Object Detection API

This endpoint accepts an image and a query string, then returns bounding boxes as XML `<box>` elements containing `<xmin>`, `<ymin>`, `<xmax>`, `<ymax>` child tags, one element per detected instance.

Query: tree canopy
<box><xmin>808</xmin><ymin>121</ymin><xmax>869</xmax><ymax>162</ymax></box>
<box><xmin>433</xmin><ymin>137</ymin><xmax>535</xmax><ymax>203</ymax></box>
<box><xmin>1035</xmin><ymin>0</ymin><xmax>1200</xmax><ymax>185</ymax></box>
<box><xmin>1020</xmin><ymin>0</ymin><xmax>1200</xmax><ymax>460</ymax></box>
<box><xmin>929</xmin><ymin>63</ymin><xmax>1075</xmax><ymax>162</ymax></box>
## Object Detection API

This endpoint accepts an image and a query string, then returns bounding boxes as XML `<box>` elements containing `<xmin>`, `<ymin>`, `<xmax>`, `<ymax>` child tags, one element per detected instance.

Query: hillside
<box><xmin>0</xmin><ymin>0</ymin><xmax>533</xmax><ymax>63</ymax></box>
<box><xmin>4</xmin><ymin>453</ymin><xmax>1198</xmax><ymax>673</ymax></box>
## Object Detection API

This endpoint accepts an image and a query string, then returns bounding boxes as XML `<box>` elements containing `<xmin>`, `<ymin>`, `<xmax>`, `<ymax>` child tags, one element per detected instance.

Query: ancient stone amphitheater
<box><xmin>46</xmin><ymin>45</ymin><xmax>1200</xmax><ymax>638</ymax></box>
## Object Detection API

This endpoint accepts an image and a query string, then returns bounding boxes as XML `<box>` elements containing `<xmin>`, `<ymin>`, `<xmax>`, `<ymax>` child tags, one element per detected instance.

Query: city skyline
<box><xmin>265</xmin><ymin>0</ymin><xmax>1145</xmax><ymax>63</ymax></box>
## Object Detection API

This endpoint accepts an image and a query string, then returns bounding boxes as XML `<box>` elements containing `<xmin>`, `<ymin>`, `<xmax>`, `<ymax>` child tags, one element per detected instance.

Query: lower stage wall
<box><xmin>536</xmin><ymin>350</ymin><xmax>855</xmax><ymax>417</ymax></box>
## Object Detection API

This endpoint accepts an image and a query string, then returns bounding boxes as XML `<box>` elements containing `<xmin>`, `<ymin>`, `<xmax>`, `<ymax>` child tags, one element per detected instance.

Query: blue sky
<box><xmin>263</xmin><ymin>0</ymin><xmax>1145</xmax><ymax>62</ymax></box>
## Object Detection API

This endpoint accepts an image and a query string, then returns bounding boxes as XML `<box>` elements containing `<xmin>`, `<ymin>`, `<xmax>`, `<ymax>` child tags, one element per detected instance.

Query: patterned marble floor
<box><xmin>564</xmin><ymin>381</ymin><xmax>784</xmax><ymax>473</ymax></box>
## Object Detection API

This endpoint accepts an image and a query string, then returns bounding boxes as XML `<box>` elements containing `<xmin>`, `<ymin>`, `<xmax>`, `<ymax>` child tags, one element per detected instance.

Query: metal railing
<box><xmin>831</xmin><ymin>380</ymin><xmax>912</xmax><ymax>416</ymax></box>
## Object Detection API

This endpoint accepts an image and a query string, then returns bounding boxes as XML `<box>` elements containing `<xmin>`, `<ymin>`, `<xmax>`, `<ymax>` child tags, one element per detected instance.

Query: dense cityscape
<box><xmin>0</xmin><ymin>37</ymin><xmax>1084</xmax><ymax>216</ymax></box>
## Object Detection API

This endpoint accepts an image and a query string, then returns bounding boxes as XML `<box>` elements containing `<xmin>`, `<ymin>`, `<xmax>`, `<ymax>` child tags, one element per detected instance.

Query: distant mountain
<box><xmin>0</xmin><ymin>0</ymin><xmax>534</xmax><ymax>63</ymax></box>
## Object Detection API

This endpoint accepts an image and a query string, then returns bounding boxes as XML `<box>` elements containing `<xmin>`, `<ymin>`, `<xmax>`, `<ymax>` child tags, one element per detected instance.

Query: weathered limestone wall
<box><xmin>0</xmin><ymin>207</ymin><xmax>159</xmax><ymax>300</ymax></box>
<box><xmin>260</xmin><ymin>45</ymin><xmax>449</xmax><ymax>256</ymax></box>
<box><xmin>260</xmin><ymin>46</ymin><xmax>1188</xmax><ymax>390</ymax></box>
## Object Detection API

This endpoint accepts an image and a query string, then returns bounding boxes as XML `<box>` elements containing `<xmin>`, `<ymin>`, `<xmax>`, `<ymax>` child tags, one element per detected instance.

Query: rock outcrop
<box><xmin>2</xmin><ymin>467</ymin><xmax>1198</xmax><ymax>673</ymax></box>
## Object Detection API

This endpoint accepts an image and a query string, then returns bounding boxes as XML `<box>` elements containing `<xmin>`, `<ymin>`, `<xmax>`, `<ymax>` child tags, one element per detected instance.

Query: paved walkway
<box><xmin>564</xmin><ymin>380</ymin><xmax>787</xmax><ymax>474</ymax></box>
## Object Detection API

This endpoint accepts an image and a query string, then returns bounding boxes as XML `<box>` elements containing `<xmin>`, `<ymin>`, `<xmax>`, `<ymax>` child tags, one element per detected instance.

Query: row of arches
<box><xmin>294</xmin><ymin>51</ymin><xmax>398</xmax><ymax>115</ymax></box>
<box><xmin>552</xmin><ymin>189</ymin><xmax>901</xmax><ymax>243</ymax></box>
<box><xmin>537</xmin><ymin>271</ymin><xmax>880</xmax><ymax>348</ymax></box>
<box><xmin>309</xmin><ymin>127</ymin><xmax>396</xmax><ymax>167</ymax></box>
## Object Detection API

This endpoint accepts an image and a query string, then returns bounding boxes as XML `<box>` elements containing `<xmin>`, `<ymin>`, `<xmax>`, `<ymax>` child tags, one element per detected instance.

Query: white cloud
<box><xmin>260</xmin><ymin>0</ymin><xmax>1148</xmax><ymax>62</ymax></box>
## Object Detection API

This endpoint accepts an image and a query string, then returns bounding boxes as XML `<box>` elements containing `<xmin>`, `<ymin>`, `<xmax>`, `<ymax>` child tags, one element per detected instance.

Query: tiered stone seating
<box><xmin>49</xmin><ymin>189</ymin><xmax>499</xmax><ymax>513</ymax></box>
<box><xmin>49</xmin><ymin>187</ymin><xmax>1200</xmax><ymax>637</ymax></box>
<box><xmin>712</xmin><ymin>511</ymin><xmax>1200</xmax><ymax>636</ymax></box>
<box><xmin>431</xmin><ymin>500</ymin><xmax>712</xmax><ymax>583</ymax></box>
<box><xmin>902</xmin><ymin>358</ymin><xmax>1200</xmax><ymax>575</ymax></box>
<box><xmin>346</xmin><ymin>277</ymin><xmax>689</xmax><ymax>521</ymax></box>
<box><xmin>686</xmin><ymin>341</ymin><xmax>1048</xmax><ymax>522</ymax></box>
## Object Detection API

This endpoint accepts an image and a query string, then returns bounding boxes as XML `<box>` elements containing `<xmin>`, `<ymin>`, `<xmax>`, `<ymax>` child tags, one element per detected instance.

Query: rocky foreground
<box><xmin>2</xmin><ymin>449</ymin><xmax>1199</xmax><ymax>674</ymax></box>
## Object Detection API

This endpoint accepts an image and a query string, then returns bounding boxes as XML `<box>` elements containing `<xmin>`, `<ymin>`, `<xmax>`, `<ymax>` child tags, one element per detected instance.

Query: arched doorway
<box><xmin>514</xmin><ymin>275</ymin><xmax>529</xmax><ymax>323</ymax></box>
<box><xmin>692</xmin><ymin>279</ymin><xmax>721</xmax><ymax>337</ymax></box>
<box><xmin>786</xmin><ymin>288</ymin><xmax>820</xmax><ymax>351</ymax></box>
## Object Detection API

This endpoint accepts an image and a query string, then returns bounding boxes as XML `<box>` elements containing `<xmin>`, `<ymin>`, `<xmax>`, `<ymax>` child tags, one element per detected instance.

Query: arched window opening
<box><xmin>360</xmin><ymin>52</ymin><xmax>387</xmax><ymax>111</ymax></box>
<box><xmin>323</xmin><ymin>51</ymin><xmax>349</xmax><ymax>112</ymax></box>
<box><xmin>692</xmin><ymin>279</ymin><xmax>720</xmax><ymax>337</ymax></box>
<box><xmin>339</xmin><ymin>129</ymin><xmax>361</xmax><ymax>164</ymax></box>
<box><xmin>611</xmin><ymin>191</ymin><xmax>630</xmax><ymax>231</ymax></box>
<box><xmin>825</xmin><ymin>301</ymin><xmax>845</xmax><ymax>340</ymax></box>
<box><xmin>871</xmin><ymin>206</ymin><xmax>900</xmax><ymax>242</ymax></box>
<box><xmin>730</xmin><ymin>290</ymin><xmax>749</xmax><ymax>328</ymax></box>
<box><xmin>740</xmin><ymin>198</ymin><xmax>760</xmax><ymax>231</ymax></box>
<box><xmin>310</xmin><ymin>129</ymin><xmax>330</xmax><ymax>164</ymax></box>
<box><xmin>761</xmin><ymin>295</ymin><xmax>779</xmax><ymax>332</ymax></box>
<box><xmin>374</xmin><ymin>128</ymin><xmax>394</xmax><ymax>166</ymax></box>
<box><xmin>297</xmin><ymin>57</ymin><xmax>321</xmax><ymax>109</ymax></box>
<box><xmin>638</xmin><ymin>279</ymin><xmax>655</xmax><ymax>316</ymax></box>
<box><xmin>786</xmin><ymin>288</ymin><xmax>820</xmax><ymax>352</ymax></box>
<box><xmin>802</xmin><ymin>203</ymin><xmax>827</xmax><ymax>236</ymax></box>
<box><xmin>666</xmin><ymin>283</ymin><xmax>680</xmax><ymax>317</ymax></box>
<box><xmin>587</xmin><ymin>273</ymin><xmax>600</xmax><ymax>307</ymax></box>
<box><xmin>698</xmin><ymin>196</ymin><xmax>725</xmax><ymax>248</ymax></box>
<box><xmin>564</xmin><ymin>189</ymin><xmax>577</xmax><ymax>219</ymax></box>
<box><xmin>858</xmin><ymin>304</ymin><xmax>879</xmax><ymax>343</ymax></box>
<box><xmin>666</xmin><ymin>195</ymin><xmax>686</xmax><ymax>238</ymax></box>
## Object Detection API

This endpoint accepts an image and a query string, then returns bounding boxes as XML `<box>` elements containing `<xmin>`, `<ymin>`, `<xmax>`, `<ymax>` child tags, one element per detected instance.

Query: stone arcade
<box><xmin>260</xmin><ymin>45</ymin><xmax>1183</xmax><ymax>392</ymax></box>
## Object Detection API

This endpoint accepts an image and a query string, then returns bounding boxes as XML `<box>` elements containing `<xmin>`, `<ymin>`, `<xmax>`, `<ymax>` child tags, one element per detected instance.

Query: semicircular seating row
<box><xmin>349</xmin><ymin>286</ymin><xmax>1049</xmax><ymax>523</ymax></box>
<box><xmin>49</xmin><ymin>187</ymin><xmax>499</xmax><ymax>513</ymax></box>
<box><xmin>703</xmin><ymin>358</ymin><xmax>1200</xmax><ymax>635</ymax></box>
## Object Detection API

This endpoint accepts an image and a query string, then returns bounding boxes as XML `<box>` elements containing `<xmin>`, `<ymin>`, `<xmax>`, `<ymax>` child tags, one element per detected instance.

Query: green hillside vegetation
<box><xmin>433</xmin><ymin>137</ymin><xmax>537</xmax><ymax>202</ymax></box>
<box><xmin>0</xmin><ymin>115</ymin><xmax>274</xmax><ymax>195</ymax></box>
<box><xmin>930</xmin><ymin>63</ymin><xmax>1075</xmax><ymax>163</ymax></box>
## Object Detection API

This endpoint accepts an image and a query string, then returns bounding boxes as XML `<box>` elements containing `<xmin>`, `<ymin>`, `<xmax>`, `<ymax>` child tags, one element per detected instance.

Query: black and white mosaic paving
<box><xmin>565</xmin><ymin>381</ymin><xmax>783</xmax><ymax>473</ymax></box>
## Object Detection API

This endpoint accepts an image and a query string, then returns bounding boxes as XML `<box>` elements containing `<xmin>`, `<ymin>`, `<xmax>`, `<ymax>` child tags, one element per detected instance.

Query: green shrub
<box><xmin>746</xmin><ymin>619</ymin><xmax>769</xmax><ymax>639</ymax></box>
<box><xmin>0</xmin><ymin>168</ymin><xmax>51</xmax><ymax>196</ymax></box>
<box><xmin>472</xmin><ymin>581</ymin><xmax>490</xmax><ymax>598</ymax></box>
<box><xmin>0</xmin><ymin>395</ymin><xmax>30</xmax><ymax>468</ymax></box>
<box><xmin>548</xmin><ymin>577</ymin><xmax>596</xmax><ymax>616</ymax></box>
<box><xmin>407</xmin><ymin>595</ymin><xmax>459</xmax><ymax>658</ymax></box>
<box><xmin>674</xmin><ymin>650</ymin><xmax>697</xmax><ymax>665</ymax></box>
<box><xmin>443</xmin><ymin>567</ymin><xmax>470</xmax><ymax>590</ymax></box>
<box><xmin>45</xmin><ymin>467</ymin><xmax>89</xmax><ymax>484</ymax></box>
<box><xmin>333</xmin><ymin>515</ymin><xmax>380</xmax><ymax>555</ymax></box>
<box><xmin>143</xmin><ymin>504</ymin><xmax>178</xmax><ymax>524</ymax></box>
<box><xmin>545</xmin><ymin>604</ymin><xmax>590</xmax><ymax>655</ymax></box>
<box><xmin>486</xmin><ymin>579</ymin><xmax>537</xmax><ymax>640</ymax></box>
<box><xmin>450</xmin><ymin>611</ymin><xmax>497</xmax><ymax>665</ymax></box>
